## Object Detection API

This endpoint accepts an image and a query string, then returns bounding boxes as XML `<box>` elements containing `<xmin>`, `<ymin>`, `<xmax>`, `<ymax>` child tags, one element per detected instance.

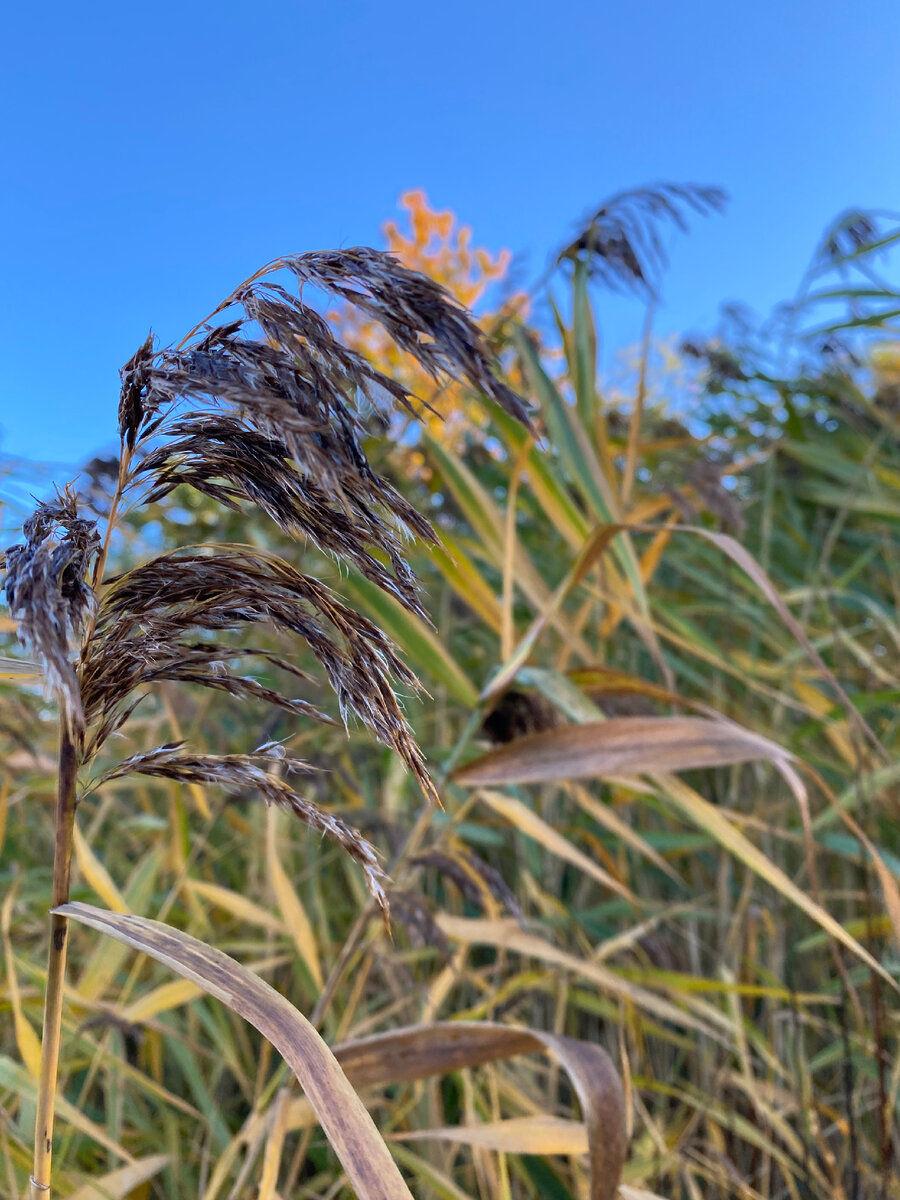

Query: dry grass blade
<box><xmin>0</xmin><ymin>656</ymin><xmax>41</xmax><ymax>677</ymax></box>
<box><xmin>331</xmin><ymin>1021</ymin><xmax>627</xmax><ymax>1200</ymax></box>
<box><xmin>558</xmin><ymin>183</ymin><xmax>727</xmax><ymax>296</ymax></box>
<box><xmin>478</xmin><ymin>789</ymin><xmax>636</xmax><ymax>903</ymax></box>
<box><xmin>56</xmin><ymin>903</ymin><xmax>416</xmax><ymax>1200</ymax></box>
<box><xmin>654</xmin><ymin>774</ymin><xmax>900</xmax><ymax>992</ymax></box>
<box><xmin>451</xmin><ymin>715</ymin><xmax>791</xmax><ymax>786</ymax></box>
<box><xmin>67</xmin><ymin>1155</ymin><xmax>170</xmax><ymax>1200</ymax></box>
<box><xmin>435</xmin><ymin>914</ymin><xmax>731</xmax><ymax>1042</ymax></box>
<box><xmin>389</xmin><ymin>1116</ymin><xmax>589</xmax><ymax>1156</ymax></box>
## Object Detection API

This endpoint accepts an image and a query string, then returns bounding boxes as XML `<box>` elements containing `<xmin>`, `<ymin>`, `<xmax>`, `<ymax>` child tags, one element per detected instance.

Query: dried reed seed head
<box><xmin>482</xmin><ymin>688</ymin><xmax>561</xmax><ymax>745</ymax></box>
<box><xmin>79</xmin><ymin>638</ymin><xmax>334</xmax><ymax>762</ymax></box>
<box><xmin>117</xmin><ymin>250</ymin><xmax>531</xmax><ymax>622</ymax></box>
<box><xmin>122</xmin><ymin>247</ymin><xmax>532</xmax><ymax>461</ymax></box>
<box><xmin>134</xmin><ymin>414</ymin><xmax>428</xmax><ymax>615</ymax></box>
<box><xmin>410</xmin><ymin>848</ymin><xmax>521</xmax><ymax>919</ymax></box>
<box><xmin>282</xmin><ymin>249</ymin><xmax>534</xmax><ymax>428</ymax></box>
<box><xmin>94</xmin><ymin>745</ymin><xmax>389</xmax><ymax>911</ymax></box>
<box><xmin>118</xmin><ymin>332</ymin><xmax>157</xmax><ymax>450</ymax></box>
<box><xmin>2</xmin><ymin>486</ymin><xmax>99</xmax><ymax>734</ymax></box>
<box><xmin>559</xmin><ymin>184</ymin><xmax>727</xmax><ymax>297</ymax></box>
<box><xmin>820</xmin><ymin>210</ymin><xmax>880</xmax><ymax>266</ymax></box>
<box><xmin>685</xmin><ymin>460</ymin><xmax>746</xmax><ymax>535</ymax></box>
<box><xmin>8</xmin><ymin>246</ymin><xmax>520</xmax><ymax>852</ymax></box>
<box><xmin>83</xmin><ymin>547</ymin><xmax>435</xmax><ymax>801</ymax></box>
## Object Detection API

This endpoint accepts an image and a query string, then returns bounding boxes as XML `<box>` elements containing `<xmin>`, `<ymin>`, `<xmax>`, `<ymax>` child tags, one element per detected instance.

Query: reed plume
<box><xmin>2</xmin><ymin>245</ymin><xmax>529</xmax><ymax>1198</ymax></box>
<box><xmin>559</xmin><ymin>182</ymin><xmax>727</xmax><ymax>296</ymax></box>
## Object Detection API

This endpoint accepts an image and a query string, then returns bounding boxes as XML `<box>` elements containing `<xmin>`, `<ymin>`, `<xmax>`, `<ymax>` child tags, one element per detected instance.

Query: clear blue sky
<box><xmin>2</xmin><ymin>0</ymin><xmax>898</xmax><ymax>467</ymax></box>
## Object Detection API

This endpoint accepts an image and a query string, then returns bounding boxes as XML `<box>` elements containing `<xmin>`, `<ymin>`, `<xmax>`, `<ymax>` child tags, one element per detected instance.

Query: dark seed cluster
<box><xmin>3</xmin><ymin>247</ymin><xmax>530</xmax><ymax>908</ymax></box>
<box><xmin>2</xmin><ymin>485</ymin><xmax>100</xmax><ymax>735</ymax></box>
<box><xmin>559</xmin><ymin>184</ymin><xmax>727</xmax><ymax>297</ymax></box>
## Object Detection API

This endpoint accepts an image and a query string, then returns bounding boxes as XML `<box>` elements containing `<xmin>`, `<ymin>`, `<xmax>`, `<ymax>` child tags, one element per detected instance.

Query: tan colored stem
<box><xmin>30</xmin><ymin>727</ymin><xmax>79</xmax><ymax>1199</ymax></box>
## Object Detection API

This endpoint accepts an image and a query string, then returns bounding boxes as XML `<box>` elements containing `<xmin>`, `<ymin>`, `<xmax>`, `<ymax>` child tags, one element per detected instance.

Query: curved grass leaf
<box><xmin>452</xmin><ymin>716</ymin><xmax>791</xmax><ymax>786</ymax></box>
<box><xmin>331</xmin><ymin>1021</ymin><xmax>627</xmax><ymax>1200</ymax></box>
<box><xmin>390</xmin><ymin>1115</ymin><xmax>589</xmax><ymax>1155</ymax></box>
<box><xmin>68</xmin><ymin>1155</ymin><xmax>170</xmax><ymax>1200</ymax></box>
<box><xmin>55</xmin><ymin>902</ymin><xmax>415</xmax><ymax>1200</ymax></box>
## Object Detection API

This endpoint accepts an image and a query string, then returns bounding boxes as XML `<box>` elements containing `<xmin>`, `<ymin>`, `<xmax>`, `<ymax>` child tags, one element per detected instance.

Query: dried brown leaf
<box><xmin>452</xmin><ymin>716</ymin><xmax>792</xmax><ymax>787</ymax></box>
<box><xmin>56</xmin><ymin>903</ymin><xmax>415</xmax><ymax>1200</ymax></box>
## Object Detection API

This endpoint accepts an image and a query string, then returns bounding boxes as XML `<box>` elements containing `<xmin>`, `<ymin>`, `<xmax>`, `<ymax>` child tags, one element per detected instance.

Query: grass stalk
<box><xmin>30</xmin><ymin>725</ymin><xmax>79</xmax><ymax>1198</ymax></box>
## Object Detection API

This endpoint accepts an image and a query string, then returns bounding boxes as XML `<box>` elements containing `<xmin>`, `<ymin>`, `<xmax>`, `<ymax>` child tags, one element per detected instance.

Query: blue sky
<box><xmin>2</xmin><ymin>0</ymin><xmax>898</xmax><ymax>468</ymax></box>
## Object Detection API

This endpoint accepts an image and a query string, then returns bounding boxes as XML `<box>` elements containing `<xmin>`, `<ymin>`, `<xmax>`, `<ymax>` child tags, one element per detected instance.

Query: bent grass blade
<box><xmin>56</xmin><ymin>902</ymin><xmax>416</xmax><ymax>1200</ymax></box>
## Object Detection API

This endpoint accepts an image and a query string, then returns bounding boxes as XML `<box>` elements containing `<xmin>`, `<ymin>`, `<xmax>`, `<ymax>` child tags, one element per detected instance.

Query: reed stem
<box><xmin>30</xmin><ymin>726</ymin><xmax>79</xmax><ymax>1199</ymax></box>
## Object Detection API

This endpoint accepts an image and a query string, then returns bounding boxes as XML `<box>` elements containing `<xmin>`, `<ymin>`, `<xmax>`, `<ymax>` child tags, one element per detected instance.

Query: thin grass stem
<box><xmin>30</xmin><ymin>726</ymin><xmax>79</xmax><ymax>1199</ymax></box>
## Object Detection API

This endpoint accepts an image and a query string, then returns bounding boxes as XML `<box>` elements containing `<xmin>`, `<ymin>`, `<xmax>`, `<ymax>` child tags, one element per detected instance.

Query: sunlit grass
<box><xmin>1</xmin><ymin>191</ymin><xmax>898</xmax><ymax>1200</ymax></box>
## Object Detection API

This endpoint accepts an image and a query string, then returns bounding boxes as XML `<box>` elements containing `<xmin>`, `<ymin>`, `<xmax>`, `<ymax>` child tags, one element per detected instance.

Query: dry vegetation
<box><xmin>1</xmin><ymin>188</ymin><xmax>899</xmax><ymax>1200</ymax></box>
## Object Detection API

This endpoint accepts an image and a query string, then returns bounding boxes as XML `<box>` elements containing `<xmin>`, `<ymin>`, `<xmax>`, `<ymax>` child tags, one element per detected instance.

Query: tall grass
<box><xmin>1</xmin><ymin>192</ymin><xmax>898</xmax><ymax>1199</ymax></box>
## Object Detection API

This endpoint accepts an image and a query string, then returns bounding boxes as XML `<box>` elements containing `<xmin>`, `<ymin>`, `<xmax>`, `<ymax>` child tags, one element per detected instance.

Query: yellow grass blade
<box><xmin>390</xmin><ymin>1147</ymin><xmax>478</xmax><ymax>1200</ymax></box>
<box><xmin>266</xmin><ymin>809</ymin><xmax>323</xmax><ymax>988</ymax></box>
<box><xmin>435</xmin><ymin>916</ymin><xmax>732</xmax><ymax>1043</ymax></box>
<box><xmin>186</xmin><ymin>880</ymin><xmax>285</xmax><ymax>933</ymax></box>
<box><xmin>346</xmin><ymin>570</ymin><xmax>479</xmax><ymax>706</ymax></box>
<box><xmin>830</xmin><ymin>804</ymin><xmax>900</xmax><ymax>956</ymax></box>
<box><xmin>570</xmin><ymin>783</ymin><xmax>682</xmax><ymax>884</ymax></box>
<box><xmin>390</xmin><ymin>1115</ymin><xmax>589</xmax><ymax>1155</ymax></box>
<box><xmin>479</xmin><ymin>789</ymin><xmax>636</xmax><ymax>904</ymax></box>
<box><xmin>0</xmin><ymin>1055</ymin><xmax>136</xmax><ymax>1165</ymax></box>
<box><xmin>1</xmin><ymin>888</ymin><xmax>42</xmax><ymax>1078</ymax></box>
<box><xmin>0</xmin><ymin>776</ymin><xmax>8</xmax><ymax>861</ymax></box>
<box><xmin>67</xmin><ymin>1154</ymin><xmax>170</xmax><ymax>1200</ymax></box>
<box><xmin>655</xmin><ymin>774</ymin><xmax>899</xmax><ymax>992</ymax></box>
<box><xmin>74</xmin><ymin>824</ymin><xmax>129</xmax><ymax>913</ymax></box>
<box><xmin>679</xmin><ymin>524</ymin><xmax>884</xmax><ymax>754</ymax></box>
<box><xmin>481</xmin><ymin>524</ymin><xmax>625</xmax><ymax>699</ymax></box>
<box><xmin>430</xmin><ymin>533</ymin><xmax>503</xmax><ymax>632</ymax></box>
<box><xmin>121</xmin><ymin>977</ymin><xmax>205</xmax><ymax>1023</ymax></box>
<box><xmin>76</xmin><ymin>849</ymin><xmax>161</xmax><ymax>1001</ymax></box>
<box><xmin>257</xmin><ymin>1087</ymin><xmax>291</xmax><ymax>1200</ymax></box>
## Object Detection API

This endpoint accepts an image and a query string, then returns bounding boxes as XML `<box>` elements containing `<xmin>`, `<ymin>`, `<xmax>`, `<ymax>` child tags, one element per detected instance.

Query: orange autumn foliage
<box><xmin>333</xmin><ymin>190</ymin><xmax>527</xmax><ymax>466</ymax></box>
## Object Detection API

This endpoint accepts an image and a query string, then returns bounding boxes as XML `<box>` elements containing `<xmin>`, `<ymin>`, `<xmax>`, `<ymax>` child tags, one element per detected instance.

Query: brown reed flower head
<box><xmin>90</xmin><ymin>743</ymin><xmax>389</xmax><ymax>910</ymax></box>
<box><xmin>3</xmin><ymin>247</ymin><xmax>530</xmax><ymax>907</ymax></box>
<box><xmin>410</xmin><ymin>848</ymin><xmax>522</xmax><ymax>919</ymax></box>
<box><xmin>2</xmin><ymin>485</ymin><xmax>100</xmax><ymax>735</ymax></box>
<box><xmin>559</xmin><ymin>183</ymin><xmax>727</xmax><ymax>297</ymax></box>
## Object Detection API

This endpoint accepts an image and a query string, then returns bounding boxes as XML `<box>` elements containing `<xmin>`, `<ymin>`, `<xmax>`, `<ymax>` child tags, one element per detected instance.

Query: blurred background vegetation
<box><xmin>1</xmin><ymin>188</ymin><xmax>899</xmax><ymax>1200</ymax></box>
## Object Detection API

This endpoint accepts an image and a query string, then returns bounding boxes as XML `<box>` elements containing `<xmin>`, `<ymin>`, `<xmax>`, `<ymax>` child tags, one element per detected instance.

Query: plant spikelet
<box><xmin>3</xmin><ymin>245</ymin><xmax>529</xmax><ymax>892</ymax></box>
<box><xmin>2</xmin><ymin>485</ymin><xmax>100</xmax><ymax>735</ymax></box>
<box><xmin>559</xmin><ymin>183</ymin><xmax>727</xmax><ymax>296</ymax></box>
<box><xmin>94</xmin><ymin>745</ymin><xmax>389</xmax><ymax>911</ymax></box>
